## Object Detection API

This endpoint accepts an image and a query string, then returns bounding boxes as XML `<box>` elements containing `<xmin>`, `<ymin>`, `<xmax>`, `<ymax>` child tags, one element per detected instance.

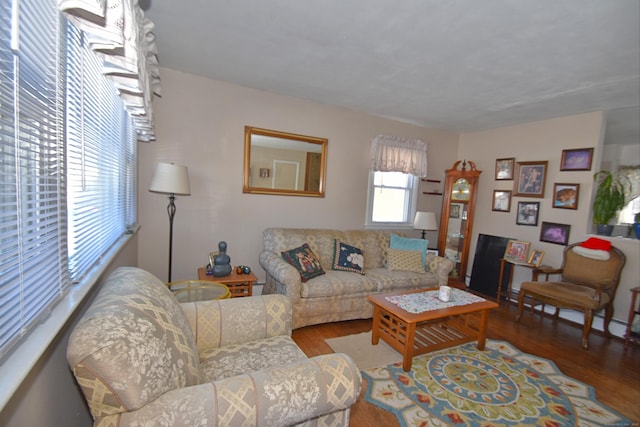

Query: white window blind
<box><xmin>66</xmin><ymin>24</ymin><xmax>137</xmax><ymax>281</ymax></box>
<box><xmin>0</xmin><ymin>0</ymin><xmax>138</xmax><ymax>360</ymax></box>
<box><xmin>0</xmin><ymin>0</ymin><xmax>69</xmax><ymax>358</ymax></box>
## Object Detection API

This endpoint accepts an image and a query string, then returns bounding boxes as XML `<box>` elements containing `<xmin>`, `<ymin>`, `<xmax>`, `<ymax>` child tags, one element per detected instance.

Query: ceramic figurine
<box><xmin>212</xmin><ymin>241</ymin><xmax>232</xmax><ymax>277</ymax></box>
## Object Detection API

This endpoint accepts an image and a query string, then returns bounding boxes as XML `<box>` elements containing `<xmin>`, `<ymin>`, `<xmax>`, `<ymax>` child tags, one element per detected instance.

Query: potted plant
<box><xmin>592</xmin><ymin>171</ymin><xmax>627</xmax><ymax>236</ymax></box>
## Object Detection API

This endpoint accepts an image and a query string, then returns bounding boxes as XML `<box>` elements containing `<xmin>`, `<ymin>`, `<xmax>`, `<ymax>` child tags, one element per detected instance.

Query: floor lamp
<box><xmin>149</xmin><ymin>162</ymin><xmax>191</xmax><ymax>283</ymax></box>
<box><xmin>413</xmin><ymin>211</ymin><xmax>438</xmax><ymax>240</ymax></box>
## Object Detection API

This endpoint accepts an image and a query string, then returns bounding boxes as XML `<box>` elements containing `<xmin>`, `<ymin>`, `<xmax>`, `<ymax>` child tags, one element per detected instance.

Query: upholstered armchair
<box><xmin>516</xmin><ymin>240</ymin><xmax>626</xmax><ymax>349</ymax></box>
<box><xmin>67</xmin><ymin>267</ymin><xmax>361</xmax><ymax>426</ymax></box>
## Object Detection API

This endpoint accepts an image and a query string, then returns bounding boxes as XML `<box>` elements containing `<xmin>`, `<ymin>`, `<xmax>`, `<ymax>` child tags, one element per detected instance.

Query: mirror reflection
<box><xmin>243</xmin><ymin>126</ymin><xmax>327</xmax><ymax>197</ymax></box>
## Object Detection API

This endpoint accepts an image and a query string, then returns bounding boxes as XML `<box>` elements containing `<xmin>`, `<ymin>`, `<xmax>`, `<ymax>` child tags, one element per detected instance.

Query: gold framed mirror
<box><xmin>243</xmin><ymin>126</ymin><xmax>328</xmax><ymax>197</ymax></box>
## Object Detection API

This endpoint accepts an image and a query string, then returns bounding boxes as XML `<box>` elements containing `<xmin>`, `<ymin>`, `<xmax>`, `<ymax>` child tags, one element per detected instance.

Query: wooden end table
<box><xmin>198</xmin><ymin>267</ymin><xmax>256</xmax><ymax>297</ymax></box>
<box><xmin>368</xmin><ymin>288</ymin><xmax>499</xmax><ymax>371</ymax></box>
<box><xmin>624</xmin><ymin>286</ymin><xmax>640</xmax><ymax>348</ymax></box>
<box><xmin>497</xmin><ymin>258</ymin><xmax>552</xmax><ymax>305</ymax></box>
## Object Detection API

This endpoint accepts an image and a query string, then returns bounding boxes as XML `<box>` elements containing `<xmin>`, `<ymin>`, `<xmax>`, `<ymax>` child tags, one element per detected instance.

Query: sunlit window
<box><xmin>367</xmin><ymin>171</ymin><xmax>418</xmax><ymax>226</ymax></box>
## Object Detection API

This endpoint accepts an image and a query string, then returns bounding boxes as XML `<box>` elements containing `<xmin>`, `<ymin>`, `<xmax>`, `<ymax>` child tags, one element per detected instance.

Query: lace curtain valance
<box><xmin>370</xmin><ymin>134</ymin><xmax>428</xmax><ymax>177</ymax></box>
<box><xmin>58</xmin><ymin>0</ymin><xmax>161</xmax><ymax>141</ymax></box>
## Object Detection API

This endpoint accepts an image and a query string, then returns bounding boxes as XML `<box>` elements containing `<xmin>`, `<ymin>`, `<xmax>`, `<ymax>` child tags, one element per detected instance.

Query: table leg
<box><xmin>497</xmin><ymin>259</ymin><xmax>506</xmax><ymax>303</ymax></box>
<box><xmin>477</xmin><ymin>309</ymin><xmax>490</xmax><ymax>350</ymax></box>
<box><xmin>371</xmin><ymin>306</ymin><xmax>380</xmax><ymax>345</ymax></box>
<box><xmin>506</xmin><ymin>264</ymin><xmax>515</xmax><ymax>306</ymax></box>
<box><xmin>402</xmin><ymin>323</ymin><xmax>416</xmax><ymax>371</ymax></box>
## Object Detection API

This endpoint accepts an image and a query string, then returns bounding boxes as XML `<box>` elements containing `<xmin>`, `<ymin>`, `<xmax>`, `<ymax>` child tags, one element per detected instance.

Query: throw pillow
<box><xmin>332</xmin><ymin>240</ymin><xmax>365</xmax><ymax>274</ymax></box>
<box><xmin>386</xmin><ymin>248</ymin><xmax>425</xmax><ymax>273</ymax></box>
<box><xmin>389</xmin><ymin>234</ymin><xmax>429</xmax><ymax>268</ymax></box>
<box><xmin>281</xmin><ymin>243</ymin><xmax>326</xmax><ymax>282</ymax></box>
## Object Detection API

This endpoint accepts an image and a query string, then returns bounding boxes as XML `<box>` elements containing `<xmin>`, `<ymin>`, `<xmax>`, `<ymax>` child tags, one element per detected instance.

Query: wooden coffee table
<box><xmin>368</xmin><ymin>288</ymin><xmax>499</xmax><ymax>371</ymax></box>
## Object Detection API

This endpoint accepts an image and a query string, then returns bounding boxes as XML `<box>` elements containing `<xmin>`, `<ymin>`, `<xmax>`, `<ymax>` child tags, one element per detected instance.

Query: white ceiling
<box><xmin>143</xmin><ymin>0</ymin><xmax>640</xmax><ymax>144</ymax></box>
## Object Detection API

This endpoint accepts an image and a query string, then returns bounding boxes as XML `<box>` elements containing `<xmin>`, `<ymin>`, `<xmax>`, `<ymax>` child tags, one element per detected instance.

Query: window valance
<box><xmin>370</xmin><ymin>134</ymin><xmax>428</xmax><ymax>177</ymax></box>
<box><xmin>58</xmin><ymin>0</ymin><xmax>161</xmax><ymax>141</ymax></box>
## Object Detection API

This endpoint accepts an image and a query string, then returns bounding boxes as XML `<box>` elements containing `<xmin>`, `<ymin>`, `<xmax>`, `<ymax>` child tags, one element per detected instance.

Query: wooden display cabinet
<box><xmin>438</xmin><ymin>160</ymin><xmax>482</xmax><ymax>288</ymax></box>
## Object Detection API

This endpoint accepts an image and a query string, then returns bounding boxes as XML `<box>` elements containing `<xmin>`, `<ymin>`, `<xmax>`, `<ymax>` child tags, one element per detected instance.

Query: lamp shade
<box><xmin>149</xmin><ymin>162</ymin><xmax>191</xmax><ymax>195</ymax></box>
<box><xmin>413</xmin><ymin>211</ymin><xmax>438</xmax><ymax>230</ymax></box>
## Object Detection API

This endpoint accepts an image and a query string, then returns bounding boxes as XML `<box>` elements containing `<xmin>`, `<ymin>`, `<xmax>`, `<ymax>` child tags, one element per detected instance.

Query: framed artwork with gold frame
<box><xmin>514</xmin><ymin>161</ymin><xmax>548</xmax><ymax>198</ymax></box>
<box><xmin>528</xmin><ymin>250</ymin><xmax>545</xmax><ymax>267</ymax></box>
<box><xmin>504</xmin><ymin>239</ymin><xmax>531</xmax><ymax>264</ymax></box>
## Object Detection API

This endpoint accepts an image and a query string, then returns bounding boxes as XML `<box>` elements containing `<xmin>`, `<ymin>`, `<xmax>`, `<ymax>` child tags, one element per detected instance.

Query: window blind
<box><xmin>66</xmin><ymin>24</ymin><xmax>136</xmax><ymax>281</ymax></box>
<box><xmin>0</xmin><ymin>0</ymin><xmax>69</xmax><ymax>358</ymax></box>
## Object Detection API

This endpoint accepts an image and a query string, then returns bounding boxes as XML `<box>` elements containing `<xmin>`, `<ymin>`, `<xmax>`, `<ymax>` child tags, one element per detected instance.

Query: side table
<box><xmin>624</xmin><ymin>286</ymin><xmax>640</xmax><ymax>348</ymax></box>
<box><xmin>169</xmin><ymin>280</ymin><xmax>231</xmax><ymax>302</ymax></box>
<box><xmin>198</xmin><ymin>267</ymin><xmax>256</xmax><ymax>297</ymax></box>
<box><xmin>497</xmin><ymin>258</ymin><xmax>553</xmax><ymax>306</ymax></box>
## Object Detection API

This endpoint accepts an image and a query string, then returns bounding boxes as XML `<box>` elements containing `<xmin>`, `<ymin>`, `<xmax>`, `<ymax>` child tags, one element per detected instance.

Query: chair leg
<box><xmin>603</xmin><ymin>304</ymin><xmax>614</xmax><ymax>338</ymax></box>
<box><xmin>582</xmin><ymin>309</ymin><xmax>594</xmax><ymax>349</ymax></box>
<box><xmin>516</xmin><ymin>291</ymin><xmax>526</xmax><ymax>322</ymax></box>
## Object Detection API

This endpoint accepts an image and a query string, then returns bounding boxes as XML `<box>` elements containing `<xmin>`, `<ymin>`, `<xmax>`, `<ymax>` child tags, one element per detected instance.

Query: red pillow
<box><xmin>579</xmin><ymin>237</ymin><xmax>611</xmax><ymax>251</ymax></box>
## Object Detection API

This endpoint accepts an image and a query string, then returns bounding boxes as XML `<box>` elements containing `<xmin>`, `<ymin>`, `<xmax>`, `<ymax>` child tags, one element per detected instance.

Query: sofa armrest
<box><xmin>259</xmin><ymin>250</ymin><xmax>303</xmax><ymax>299</ymax></box>
<box><xmin>181</xmin><ymin>294</ymin><xmax>292</xmax><ymax>354</ymax></box>
<box><xmin>425</xmin><ymin>254</ymin><xmax>455</xmax><ymax>287</ymax></box>
<box><xmin>105</xmin><ymin>353</ymin><xmax>362</xmax><ymax>427</ymax></box>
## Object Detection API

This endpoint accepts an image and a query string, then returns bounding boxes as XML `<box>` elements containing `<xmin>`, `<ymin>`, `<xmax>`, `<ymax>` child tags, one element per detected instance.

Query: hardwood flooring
<box><xmin>291</xmin><ymin>303</ymin><xmax>640</xmax><ymax>426</ymax></box>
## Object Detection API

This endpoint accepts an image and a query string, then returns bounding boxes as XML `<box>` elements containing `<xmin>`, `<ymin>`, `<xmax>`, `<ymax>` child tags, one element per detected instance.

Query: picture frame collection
<box><xmin>491</xmin><ymin>147</ymin><xmax>592</xmax><ymax>253</ymax></box>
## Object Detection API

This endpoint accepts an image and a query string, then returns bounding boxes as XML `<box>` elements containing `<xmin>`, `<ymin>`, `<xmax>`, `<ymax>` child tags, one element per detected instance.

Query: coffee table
<box><xmin>368</xmin><ymin>288</ymin><xmax>499</xmax><ymax>371</ymax></box>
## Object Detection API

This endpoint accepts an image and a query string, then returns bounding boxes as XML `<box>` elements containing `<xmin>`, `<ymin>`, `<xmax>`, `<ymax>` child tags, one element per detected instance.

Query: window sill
<box><xmin>0</xmin><ymin>232</ymin><xmax>135</xmax><ymax>412</ymax></box>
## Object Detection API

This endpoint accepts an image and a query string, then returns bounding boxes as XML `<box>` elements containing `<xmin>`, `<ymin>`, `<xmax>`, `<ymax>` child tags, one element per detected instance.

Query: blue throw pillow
<box><xmin>389</xmin><ymin>234</ymin><xmax>429</xmax><ymax>268</ymax></box>
<box><xmin>332</xmin><ymin>240</ymin><xmax>365</xmax><ymax>274</ymax></box>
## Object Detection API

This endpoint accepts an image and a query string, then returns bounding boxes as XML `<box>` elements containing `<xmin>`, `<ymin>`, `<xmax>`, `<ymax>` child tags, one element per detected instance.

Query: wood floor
<box><xmin>292</xmin><ymin>303</ymin><xmax>640</xmax><ymax>426</ymax></box>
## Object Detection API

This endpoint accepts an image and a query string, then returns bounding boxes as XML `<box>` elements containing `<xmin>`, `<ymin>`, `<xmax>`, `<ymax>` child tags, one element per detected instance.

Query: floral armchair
<box><xmin>67</xmin><ymin>267</ymin><xmax>361</xmax><ymax>426</ymax></box>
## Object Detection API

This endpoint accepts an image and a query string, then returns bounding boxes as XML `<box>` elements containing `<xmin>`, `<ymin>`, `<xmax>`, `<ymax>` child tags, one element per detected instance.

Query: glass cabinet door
<box><xmin>438</xmin><ymin>161</ymin><xmax>481</xmax><ymax>287</ymax></box>
<box><xmin>444</xmin><ymin>202</ymin><xmax>468</xmax><ymax>280</ymax></box>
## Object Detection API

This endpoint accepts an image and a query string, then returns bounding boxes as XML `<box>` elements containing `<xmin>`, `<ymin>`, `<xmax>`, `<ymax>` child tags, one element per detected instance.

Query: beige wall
<box><xmin>139</xmin><ymin>69</ymin><xmax>638</xmax><ymax>329</ymax></box>
<box><xmin>138</xmin><ymin>68</ymin><xmax>459</xmax><ymax>283</ymax></box>
<box><xmin>458</xmin><ymin>112</ymin><xmax>640</xmax><ymax>328</ymax></box>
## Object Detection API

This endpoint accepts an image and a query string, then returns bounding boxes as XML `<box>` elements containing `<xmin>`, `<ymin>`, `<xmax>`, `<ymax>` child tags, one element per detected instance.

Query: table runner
<box><xmin>385</xmin><ymin>288</ymin><xmax>486</xmax><ymax>314</ymax></box>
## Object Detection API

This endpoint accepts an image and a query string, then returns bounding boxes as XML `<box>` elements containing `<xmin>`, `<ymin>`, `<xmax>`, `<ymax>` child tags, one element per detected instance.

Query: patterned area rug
<box><xmin>362</xmin><ymin>340</ymin><xmax>631</xmax><ymax>426</ymax></box>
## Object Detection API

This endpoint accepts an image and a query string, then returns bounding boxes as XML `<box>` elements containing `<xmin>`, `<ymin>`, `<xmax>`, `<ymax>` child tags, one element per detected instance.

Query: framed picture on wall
<box><xmin>560</xmin><ymin>148</ymin><xmax>593</xmax><ymax>171</ymax></box>
<box><xmin>514</xmin><ymin>161</ymin><xmax>548</xmax><ymax>197</ymax></box>
<box><xmin>516</xmin><ymin>201</ymin><xmax>540</xmax><ymax>226</ymax></box>
<box><xmin>495</xmin><ymin>157</ymin><xmax>515</xmax><ymax>180</ymax></box>
<box><xmin>540</xmin><ymin>221</ymin><xmax>571</xmax><ymax>246</ymax></box>
<box><xmin>552</xmin><ymin>183</ymin><xmax>580</xmax><ymax>209</ymax></box>
<box><xmin>492</xmin><ymin>190</ymin><xmax>512</xmax><ymax>212</ymax></box>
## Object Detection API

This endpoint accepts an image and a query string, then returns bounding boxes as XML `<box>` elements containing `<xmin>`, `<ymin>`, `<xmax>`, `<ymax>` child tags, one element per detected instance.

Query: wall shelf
<box><xmin>423</xmin><ymin>191</ymin><xmax>443</xmax><ymax>195</ymax></box>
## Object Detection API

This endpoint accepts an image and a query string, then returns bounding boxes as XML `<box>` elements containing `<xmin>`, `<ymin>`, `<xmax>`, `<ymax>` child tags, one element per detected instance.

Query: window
<box><xmin>367</xmin><ymin>171</ymin><xmax>418</xmax><ymax>226</ymax></box>
<box><xmin>65</xmin><ymin>24</ymin><xmax>137</xmax><ymax>281</ymax></box>
<box><xmin>617</xmin><ymin>166</ymin><xmax>640</xmax><ymax>223</ymax></box>
<box><xmin>0</xmin><ymin>0</ymin><xmax>137</xmax><ymax>359</ymax></box>
<box><xmin>0</xmin><ymin>0</ymin><xmax>69</xmax><ymax>359</ymax></box>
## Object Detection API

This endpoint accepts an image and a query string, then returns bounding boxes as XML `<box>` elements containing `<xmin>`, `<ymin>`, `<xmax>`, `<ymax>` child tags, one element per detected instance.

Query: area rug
<box><xmin>325</xmin><ymin>331</ymin><xmax>402</xmax><ymax>370</ymax></box>
<box><xmin>360</xmin><ymin>339</ymin><xmax>631</xmax><ymax>426</ymax></box>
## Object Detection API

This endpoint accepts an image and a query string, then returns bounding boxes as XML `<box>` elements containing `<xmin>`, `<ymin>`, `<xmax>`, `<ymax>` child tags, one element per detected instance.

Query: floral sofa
<box><xmin>67</xmin><ymin>266</ymin><xmax>361</xmax><ymax>427</ymax></box>
<box><xmin>260</xmin><ymin>228</ymin><xmax>455</xmax><ymax>329</ymax></box>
